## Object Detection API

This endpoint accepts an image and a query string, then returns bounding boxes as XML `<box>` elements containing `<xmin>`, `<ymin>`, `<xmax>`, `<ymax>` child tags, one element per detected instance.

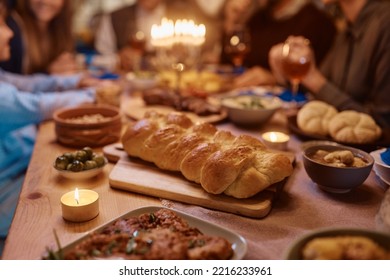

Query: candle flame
<box><xmin>151</xmin><ymin>17</ymin><xmax>206</xmax><ymax>47</ymax></box>
<box><xmin>269</xmin><ymin>132</ymin><xmax>278</xmax><ymax>142</ymax></box>
<box><xmin>74</xmin><ymin>188</ymin><xmax>79</xmax><ymax>205</ymax></box>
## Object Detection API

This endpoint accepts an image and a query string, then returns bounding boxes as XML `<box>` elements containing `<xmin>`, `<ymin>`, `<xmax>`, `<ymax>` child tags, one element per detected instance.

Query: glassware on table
<box><xmin>128</xmin><ymin>31</ymin><xmax>147</xmax><ymax>71</ymax></box>
<box><xmin>150</xmin><ymin>18</ymin><xmax>206</xmax><ymax>94</ymax></box>
<box><xmin>281</xmin><ymin>37</ymin><xmax>311</xmax><ymax>108</ymax></box>
<box><xmin>224</xmin><ymin>25</ymin><xmax>251</xmax><ymax>73</ymax></box>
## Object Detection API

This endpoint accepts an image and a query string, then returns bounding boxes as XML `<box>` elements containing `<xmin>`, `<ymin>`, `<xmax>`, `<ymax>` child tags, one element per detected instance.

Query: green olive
<box><xmin>74</xmin><ymin>150</ymin><xmax>88</xmax><ymax>162</ymax></box>
<box><xmin>84</xmin><ymin>160</ymin><xmax>98</xmax><ymax>170</ymax></box>
<box><xmin>55</xmin><ymin>156</ymin><xmax>69</xmax><ymax>170</ymax></box>
<box><xmin>82</xmin><ymin>147</ymin><xmax>93</xmax><ymax>160</ymax></box>
<box><xmin>63</xmin><ymin>152</ymin><xmax>74</xmax><ymax>162</ymax></box>
<box><xmin>93</xmin><ymin>155</ymin><xmax>106</xmax><ymax>167</ymax></box>
<box><xmin>68</xmin><ymin>160</ymin><xmax>84</xmax><ymax>172</ymax></box>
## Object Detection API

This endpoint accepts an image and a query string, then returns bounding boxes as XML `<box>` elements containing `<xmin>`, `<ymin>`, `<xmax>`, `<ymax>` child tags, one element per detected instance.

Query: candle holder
<box><xmin>261</xmin><ymin>131</ymin><xmax>290</xmax><ymax>150</ymax></box>
<box><xmin>61</xmin><ymin>189</ymin><xmax>99</xmax><ymax>222</ymax></box>
<box><xmin>151</xmin><ymin>18</ymin><xmax>206</xmax><ymax>94</ymax></box>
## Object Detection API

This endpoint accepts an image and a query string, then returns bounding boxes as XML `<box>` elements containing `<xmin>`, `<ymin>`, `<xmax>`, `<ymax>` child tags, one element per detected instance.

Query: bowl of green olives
<box><xmin>53</xmin><ymin>147</ymin><xmax>108</xmax><ymax>180</ymax></box>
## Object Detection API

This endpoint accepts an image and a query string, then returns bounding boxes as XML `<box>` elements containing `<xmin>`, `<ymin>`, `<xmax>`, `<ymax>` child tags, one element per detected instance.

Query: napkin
<box><xmin>380</xmin><ymin>148</ymin><xmax>390</xmax><ymax>166</ymax></box>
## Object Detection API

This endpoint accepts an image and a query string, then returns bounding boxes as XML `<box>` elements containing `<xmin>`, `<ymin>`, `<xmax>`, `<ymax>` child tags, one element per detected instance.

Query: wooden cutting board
<box><xmin>105</xmin><ymin>143</ymin><xmax>294</xmax><ymax>218</ymax></box>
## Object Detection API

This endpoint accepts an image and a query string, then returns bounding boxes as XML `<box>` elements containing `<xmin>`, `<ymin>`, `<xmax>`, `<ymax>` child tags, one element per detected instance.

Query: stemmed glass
<box><xmin>281</xmin><ymin>37</ymin><xmax>311</xmax><ymax>108</ymax></box>
<box><xmin>224</xmin><ymin>25</ymin><xmax>251</xmax><ymax>73</ymax></box>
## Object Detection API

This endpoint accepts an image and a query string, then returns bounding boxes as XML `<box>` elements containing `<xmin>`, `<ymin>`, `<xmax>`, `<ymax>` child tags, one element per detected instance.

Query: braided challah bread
<box><xmin>297</xmin><ymin>100</ymin><xmax>338</xmax><ymax>136</ymax></box>
<box><xmin>121</xmin><ymin>111</ymin><xmax>293</xmax><ymax>199</ymax></box>
<box><xmin>329</xmin><ymin>110</ymin><xmax>382</xmax><ymax>144</ymax></box>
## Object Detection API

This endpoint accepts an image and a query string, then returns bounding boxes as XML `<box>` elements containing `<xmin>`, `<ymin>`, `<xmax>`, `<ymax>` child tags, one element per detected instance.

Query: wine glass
<box><xmin>128</xmin><ymin>30</ymin><xmax>147</xmax><ymax>71</ymax></box>
<box><xmin>224</xmin><ymin>25</ymin><xmax>251</xmax><ymax>73</ymax></box>
<box><xmin>281</xmin><ymin>37</ymin><xmax>311</xmax><ymax>108</ymax></box>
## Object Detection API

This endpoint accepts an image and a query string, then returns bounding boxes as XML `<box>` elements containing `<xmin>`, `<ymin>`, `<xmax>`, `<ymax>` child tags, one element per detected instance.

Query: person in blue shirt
<box><xmin>0</xmin><ymin>0</ymin><xmax>108</xmax><ymax>239</ymax></box>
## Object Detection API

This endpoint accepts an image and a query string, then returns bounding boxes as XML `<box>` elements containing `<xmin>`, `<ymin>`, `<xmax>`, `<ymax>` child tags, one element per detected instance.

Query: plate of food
<box><xmin>285</xmin><ymin>227</ymin><xmax>390</xmax><ymax>260</ymax></box>
<box><xmin>288</xmin><ymin>115</ymin><xmax>390</xmax><ymax>152</ymax></box>
<box><xmin>43</xmin><ymin>206</ymin><xmax>247</xmax><ymax>260</ymax></box>
<box><xmin>287</xmin><ymin>101</ymin><xmax>390</xmax><ymax>152</ymax></box>
<box><xmin>123</xmin><ymin>89</ymin><xmax>228</xmax><ymax>124</ymax></box>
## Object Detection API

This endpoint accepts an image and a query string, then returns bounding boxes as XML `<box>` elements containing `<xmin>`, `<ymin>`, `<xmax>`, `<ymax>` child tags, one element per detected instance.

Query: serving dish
<box><xmin>302</xmin><ymin>143</ymin><xmax>374</xmax><ymax>193</ymax></box>
<box><xmin>370</xmin><ymin>148</ymin><xmax>390</xmax><ymax>186</ymax></box>
<box><xmin>288</xmin><ymin>115</ymin><xmax>390</xmax><ymax>152</ymax></box>
<box><xmin>53</xmin><ymin>104</ymin><xmax>122</xmax><ymax>148</ymax></box>
<box><xmin>122</xmin><ymin>95</ymin><xmax>227</xmax><ymax>124</ymax></box>
<box><xmin>284</xmin><ymin>227</ymin><xmax>390</xmax><ymax>260</ymax></box>
<box><xmin>53</xmin><ymin>156</ymin><xmax>108</xmax><ymax>180</ymax></box>
<box><xmin>221</xmin><ymin>94</ymin><xmax>282</xmax><ymax>126</ymax></box>
<box><xmin>48</xmin><ymin>206</ymin><xmax>247</xmax><ymax>260</ymax></box>
<box><xmin>126</xmin><ymin>71</ymin><xmax>159</xmax><ymax>90</ymax></box>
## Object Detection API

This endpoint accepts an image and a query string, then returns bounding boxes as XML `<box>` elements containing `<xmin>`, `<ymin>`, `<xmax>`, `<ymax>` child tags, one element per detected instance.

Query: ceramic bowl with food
<box><xmin>53</xmin><ymin>147</ymin><xmax>108</xmax><ymax>180</ymax></box>
<box><xmin>285</xmin><ymin>227</ymin><xmax>390</xmax><ymax>260</ymax></box>
<box><xmin>53</xmin><ymin>104</ymin><xmax>122</xmax><ymax>148</ymax></box>
<box><xmin>370</xmin><ymin>148</ymin><xmax>390</xmax><ymax>185</ymax></box>
<box><xmin>302</xmin><ymin>144</ymin><xmax>374</xmax><ymax>193</ymax></box>
<box><xmin>126</xmin><ymin>71</ymin><xmax>159</xmax><ymax>90</ymax></box>
<box><xmin>221</xmin><ymin>94</ymin><xmax>282</xmax><ymax>126</ymax></box>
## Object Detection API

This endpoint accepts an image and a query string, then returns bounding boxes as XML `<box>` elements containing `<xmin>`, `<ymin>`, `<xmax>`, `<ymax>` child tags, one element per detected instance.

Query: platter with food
<box><xmin>106</xmin><ymin>111</ymin><xmax>294</xmax><ymax>218</ymax></box>
<box><xmin>44</xmin><ymin>206</ymin><xmax>247</xmax><ymax>260</ymax></box>
<box><xmin>122</xmin><ymin>93</ymin><xmax>228</xmax><ymax>124</ymax></box>
<box><xmin>284</xmin><ymin>227</ymin><xmax>390</xmax><ymax>260</ymax></box>
<box><xmin>288</xmin><ymin>115</ymin><xmax>390</xmax><ymax>152</ymax></box>
<box><xmin>288</xmin><ymin>101</ymin><xmax>390</xmax><ymax>152</ymax></box>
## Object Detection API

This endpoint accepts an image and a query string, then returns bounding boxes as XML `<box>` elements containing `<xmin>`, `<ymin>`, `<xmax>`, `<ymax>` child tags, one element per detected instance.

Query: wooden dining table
<box><xmin>1</xmin><ymin>90</ymin><xmax>388</xmax><ymax>260</ymax></box>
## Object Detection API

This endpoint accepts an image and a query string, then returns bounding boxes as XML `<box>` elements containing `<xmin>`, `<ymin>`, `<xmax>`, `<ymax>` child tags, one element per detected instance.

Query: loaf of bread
<box><xmin>121</xmin><ymin>111</ymin><xmax>293</xmax><ymax>199</ymax></box>
<box><xmin>297</xmin><ymin>101</ymin><xmax>338</xmax><ymax>136</ymax></box>
<box><xmin>329</xmin><ymin>110</ymin><xmax>382</xmax><ymax>144</ymax></box>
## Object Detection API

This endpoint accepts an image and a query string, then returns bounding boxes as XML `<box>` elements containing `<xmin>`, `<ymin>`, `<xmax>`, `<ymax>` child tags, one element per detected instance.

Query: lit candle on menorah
<box><xmin>151</xmin><ymin>18</ymin><xmax>206</xmax><ymax>93</ymax></box>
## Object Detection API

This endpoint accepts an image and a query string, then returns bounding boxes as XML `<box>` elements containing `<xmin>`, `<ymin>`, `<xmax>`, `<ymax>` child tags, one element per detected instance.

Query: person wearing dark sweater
<box><xmin>221</xmin><ymin>0</ymin><xmax>336</xmax><ymax>87</ymax></box>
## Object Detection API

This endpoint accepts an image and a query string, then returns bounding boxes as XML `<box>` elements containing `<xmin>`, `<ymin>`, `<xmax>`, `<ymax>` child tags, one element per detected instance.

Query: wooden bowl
<box><xmin>53</xmin><ymin>104</ymin><xmax>122</xmax><ymax>148</ymax></box>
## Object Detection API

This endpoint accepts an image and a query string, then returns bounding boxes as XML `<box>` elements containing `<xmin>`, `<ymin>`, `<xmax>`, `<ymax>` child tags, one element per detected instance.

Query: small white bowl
<box><xmin>126</xmin><ymin>71</ymin><xmax>158</xmax><ymax>90</ymax></box>
<box><xmin>54</xmin><ymin>157</ymin><xmax>108</xmax><ymax>180</ymax></box>
<box><xmin>370</xmin><ymin>148</ymin><xmax>390</xmax><ymax>185</ymax></box>
<box><xmin>221</xmin><ymin>94</ymin><xmax>282</xmax><ymax>126</ymax></box>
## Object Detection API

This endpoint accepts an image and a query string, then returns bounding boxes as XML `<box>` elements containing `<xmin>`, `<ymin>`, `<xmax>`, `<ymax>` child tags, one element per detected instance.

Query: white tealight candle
<box><xmin>61</xmin><ymin>188</ymin><xmax>99</xmax><ymax>222</ymax></box>
<box><xmin>261</xmin><ymin>131</ymin><xmax>290</xmax><ymax>150</ymax></box>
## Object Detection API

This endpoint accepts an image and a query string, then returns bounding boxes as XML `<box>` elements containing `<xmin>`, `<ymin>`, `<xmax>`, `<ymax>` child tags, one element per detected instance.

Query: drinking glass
<box><xmin>129</xmin><ymin>31</ymin><xmax>146</xmax><ymax>71</ymax></box>
<box><xmin>281</xmin><ymin>38</ymin><xmax>311</xmax><ymax>107</ymax></box>
<box><xmin>224</xmin><ymin>25</ymin><xmax>251</xmax><ymax>73</ymax></box>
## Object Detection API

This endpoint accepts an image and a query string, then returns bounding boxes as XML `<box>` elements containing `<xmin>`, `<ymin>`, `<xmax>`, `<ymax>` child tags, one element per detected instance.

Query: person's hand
<box><xmin>268</xmin><ymin>42</ymin><xmax>288</xmax><ymax>86</ymax></box>
<box><xmin>233</xmin><ymin>66</ymin><xmax>276</xmax><ymax>87</ymax></box>
<box><xmin>48</xmin><ymin>52</ymin><xmax>79</xmax><ymax>75</ymax></box>
<box><xmin>268</xmin><ymin>36</ymin><xmax>327</xmax><ymax>93</ymax></box>
<box><xmin>77</xmin><ymin>73</ymin><xmax>101</xmax><ymax>88</ymax></box>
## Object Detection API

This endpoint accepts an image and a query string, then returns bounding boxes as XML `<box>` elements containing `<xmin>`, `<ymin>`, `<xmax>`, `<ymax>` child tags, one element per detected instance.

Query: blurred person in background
<box><xmin>269</xmin><ymin>0</ymin><xmax>390</xmax><ymax>129</ymax></box>
<box><xmin>2</xmin><ymin>0</ymin><xmax>78</xmax><ymax>75</ymax></box>
<box><xmin>0</xmin><ymin>0</ymin><xmax>114</xmax><ymax>242</ymax></box>
<box><xmin>221</xmin><ymin>0</ymin><xmax>336</xmax><ymax>87</ymax></box>
<box><xmin>0</xmin><ymin>0</ymin><xmax>23</xmax><ymax>73</ymax></box>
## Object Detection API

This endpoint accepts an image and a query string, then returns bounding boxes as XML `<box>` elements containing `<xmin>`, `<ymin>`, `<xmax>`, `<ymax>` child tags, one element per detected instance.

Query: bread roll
<box><xmin>329</xmin><ymin>110</ymin><xmax>382</xmax><ymax>144</ymax></box>
<box><xmin>121</xmin><ymin>111</ymin><xmax>293</xmax><ymax>199</ymax></box>
<box><xmin>297</xmin><ymin>101</ymin><xmax>338</xmax><ymax>136</ymax></box>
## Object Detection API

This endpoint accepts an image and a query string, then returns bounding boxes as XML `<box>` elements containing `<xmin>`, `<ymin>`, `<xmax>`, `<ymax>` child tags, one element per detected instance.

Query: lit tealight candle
<box><xmin>261</xmin><ymin>131</ymin><xmax>290</xmax><ymax>150</ymax></box>
<box><xmin>61</xmin><ymin>188</ymin><xmax>99</xmax><ymax>222</ymax></box>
